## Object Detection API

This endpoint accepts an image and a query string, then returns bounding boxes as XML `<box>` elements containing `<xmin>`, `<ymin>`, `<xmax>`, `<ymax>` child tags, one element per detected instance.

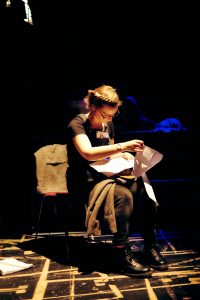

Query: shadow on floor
<box><xmin>18</xmin><ymin>235</ymin><xmax>123</xmax><ymax>275</ymax></box>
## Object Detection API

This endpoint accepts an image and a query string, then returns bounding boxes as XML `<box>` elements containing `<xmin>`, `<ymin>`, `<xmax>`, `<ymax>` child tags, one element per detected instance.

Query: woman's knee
<box><xmin>114</xmin><ymin>185</ymin><xmax>133</xmax><ymax>210</ymax></box>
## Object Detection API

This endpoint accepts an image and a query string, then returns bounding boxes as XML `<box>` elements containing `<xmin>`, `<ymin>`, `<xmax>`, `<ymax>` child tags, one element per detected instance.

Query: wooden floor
<box><xmin>0</xmin><ymin>230</ymin><xmax>200</xmax><ymax>300</ymax></box>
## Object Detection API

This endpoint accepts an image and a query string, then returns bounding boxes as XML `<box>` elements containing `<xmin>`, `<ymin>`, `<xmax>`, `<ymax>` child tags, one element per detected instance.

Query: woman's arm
<box><xmin>108</xmin><ymin>138</ymin><xmax>133</xmax><ymax>160</ymax></box>
<box><xmin>73</xmin><ymin>134</ymin><xmax>144</xmax><ymax>161</ymax></box>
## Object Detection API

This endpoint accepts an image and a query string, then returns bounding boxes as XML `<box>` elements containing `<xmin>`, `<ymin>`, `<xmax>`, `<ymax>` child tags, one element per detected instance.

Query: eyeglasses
<box><xmin>98</xmin><ymin>109</ymin><xmax>119</xmax><ymax>119</ymax></box>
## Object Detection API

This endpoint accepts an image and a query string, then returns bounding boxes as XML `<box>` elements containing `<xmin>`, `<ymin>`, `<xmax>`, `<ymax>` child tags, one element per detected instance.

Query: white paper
<box><xmin>90</xmin><ymin>145</ymin><xmax>163</xmax><ymax>205</ymax></box>
<box><xmin>90</xmin><ymin>145</ymin><xmax>163</xmax><ymax>178</ymax></box>
<box><xmin>90</xmin><ymin>155</ymin><xmax>135</xmax><ymax>177</ymax></box>
<box><xmin>133</xmin><ymin>145</ymin><xmax>163</xmax><ymax>177</ymax></box>
<box><xmin>0</xmin><ymin>258</ymin><xmax>33</xmax><ymax>275</ymax></box>
<box><xmin>142</xmin><ymin>173</ymin><xmax>158</xmax><ymax>206</ymax></box>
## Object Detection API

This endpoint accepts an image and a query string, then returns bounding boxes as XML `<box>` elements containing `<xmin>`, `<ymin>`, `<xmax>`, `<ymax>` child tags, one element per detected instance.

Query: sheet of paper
<box><xmin>90</xmin><ymin>154</ymin><xmax>135</xmax><ymax>177</ymax></box>
<box><xmin>142</xmin><ymin>173</ymin><xmax>159</xmax><ymax>206</ymax></box>
<box><xmin>0</xmin><ymin>258</ymin><xmax>33</xmax><ymax>275</ymax></box>
<box><xmin>133</xmin><ymin>145</ymin><xmax>163</xmax><ymax>177</ymax></box>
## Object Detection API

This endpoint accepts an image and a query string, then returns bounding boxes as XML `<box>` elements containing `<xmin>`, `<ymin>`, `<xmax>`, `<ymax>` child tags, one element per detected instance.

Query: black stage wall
<box><xmin>1</xmin><ymin>1</ymin><xmax>199</xmax><ymax>235</ymax></box>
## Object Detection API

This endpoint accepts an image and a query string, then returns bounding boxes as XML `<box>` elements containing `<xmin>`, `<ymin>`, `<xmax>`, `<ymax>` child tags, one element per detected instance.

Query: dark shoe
<box><xmin>115</xmin><ymin>247</ymin><xmax>152</xmax><ymax>278</ymax></box>
<box><xmin>144</xmin><ymin>246</ymin><xmax>168</xmax><ymax>271</ymax></box>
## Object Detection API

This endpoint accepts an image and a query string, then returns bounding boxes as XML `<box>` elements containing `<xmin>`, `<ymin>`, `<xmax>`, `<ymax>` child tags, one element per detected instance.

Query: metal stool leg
<box><xmin>64</xmin><ymin>230</ymin><xmax>70</xmax><ymax>260</ymax></box>
<box><xmin>35</xmin><ymin>195</ymin><xmax>45</xmax><ymax>239</ymax></box>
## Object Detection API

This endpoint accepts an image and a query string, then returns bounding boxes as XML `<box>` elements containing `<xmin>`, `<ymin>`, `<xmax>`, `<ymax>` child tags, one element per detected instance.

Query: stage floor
<box><xmin>0</xmin><ymin>230</ymin><xmax>200</xmax><ymax>299</ymax></box>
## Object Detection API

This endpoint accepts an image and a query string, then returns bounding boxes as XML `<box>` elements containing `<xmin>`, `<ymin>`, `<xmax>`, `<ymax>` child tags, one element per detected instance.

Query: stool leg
<box><xmin>35</xmin><ymin>195</ymin><xmax>45</xmax><ymax>239</ymax></box>
<box><xmin>64</xmin><ymin>230</ymin><xmax>70</xmax><ymax>260</ymax></box>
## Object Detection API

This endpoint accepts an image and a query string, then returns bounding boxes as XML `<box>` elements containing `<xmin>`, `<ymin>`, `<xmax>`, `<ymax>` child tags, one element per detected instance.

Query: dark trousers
<box><xmin>112</xmin><ymin>177</ymin><xmax>157</xmax><ymax>248</ymax></box>
<box><xmin>69</xmin><ymin>174</ymin><xmax>158</xmax><ymax>248</ymax></box>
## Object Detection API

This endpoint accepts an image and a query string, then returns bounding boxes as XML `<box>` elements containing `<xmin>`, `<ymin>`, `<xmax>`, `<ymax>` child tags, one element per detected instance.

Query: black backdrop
<box><xmin>1</xmin><ymin>1</ymin><xmax>199</xmax><ymax>234</ymax></box>
<box><xmin>2</xmin><ymin>1</ymin><xmax>199</xmax><ymax>133</ymax></box>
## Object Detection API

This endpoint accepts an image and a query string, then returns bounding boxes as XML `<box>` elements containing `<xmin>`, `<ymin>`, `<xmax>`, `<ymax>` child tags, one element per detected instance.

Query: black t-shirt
<box><xmin>66</xmin><ymin>113</ymin><xmax>114</xmax><ymax>193</ymax></box>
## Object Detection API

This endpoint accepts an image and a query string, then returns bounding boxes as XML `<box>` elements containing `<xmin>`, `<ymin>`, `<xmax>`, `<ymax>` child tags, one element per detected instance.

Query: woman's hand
<box><xmin>123</xmin><ymin>139</ymin><xmax>144</xmax><ymax>152</ymax></box>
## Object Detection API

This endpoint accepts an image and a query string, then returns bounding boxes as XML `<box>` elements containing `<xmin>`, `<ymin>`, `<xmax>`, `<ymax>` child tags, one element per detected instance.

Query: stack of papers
<box><xmin>0</xmin><ymin>258</ymin><xmax>33</xmax><ymax>275</ymax></box>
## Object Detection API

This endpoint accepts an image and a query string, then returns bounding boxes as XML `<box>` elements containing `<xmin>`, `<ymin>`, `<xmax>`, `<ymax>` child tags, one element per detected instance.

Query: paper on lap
<box><xmin>90</xmin><ymin>145</ymin><xmax>163</xmax><ymax>177</ymax></box>
<box><xmin>90</xmin><ymin>155</ymin><xmax>135</xmax><ymax>177</ymax></box>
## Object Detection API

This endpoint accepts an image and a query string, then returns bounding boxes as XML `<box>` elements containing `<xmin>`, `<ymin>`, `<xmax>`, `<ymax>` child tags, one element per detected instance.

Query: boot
<box><xmin>115</xmin><ymin>247</ymin><xmax>152</xmax><ymax>278</ymax></box>
<box><xmin>144</xmin><ymin>245</ymin><xmax>168</xmax><ymax>271</ymax></box>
